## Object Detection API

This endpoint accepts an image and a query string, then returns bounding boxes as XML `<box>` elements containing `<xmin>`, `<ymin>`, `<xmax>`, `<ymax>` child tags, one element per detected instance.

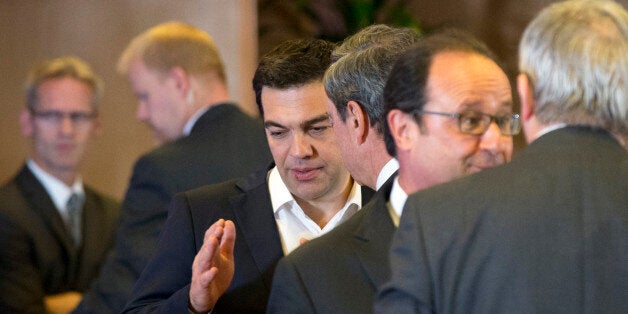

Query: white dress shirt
<box><xmin>27</xmin><ymin>159</ymin><xmax>84</xmax><ymax>224</ymax></box>
<box><xmin>387</xmin><ymin>176</ymin><xmax>408</xmax><ymax>227</ymax></box>
<box><xmin>268</xmin><ymin>166</ymin><xmax>363</xmax><ymax>254</ymax></box>
<box><xmin>376</xmin><ymin>158</ymin><xmax>399</xmax><ymax>190</ymax></box>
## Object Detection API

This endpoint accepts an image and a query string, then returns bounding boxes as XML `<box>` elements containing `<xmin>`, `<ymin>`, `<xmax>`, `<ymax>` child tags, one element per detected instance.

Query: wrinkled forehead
<box><xmin>426</xmin><ymin>52</ymin><xmax>513</xmax><ymax>113</ymax></box>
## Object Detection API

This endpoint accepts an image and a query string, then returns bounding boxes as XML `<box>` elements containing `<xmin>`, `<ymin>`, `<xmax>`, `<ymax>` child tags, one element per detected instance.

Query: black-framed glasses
<box><xmin>411</xmin><ymin>110</ymin><xmax>521</xmax><ymax>136</ymax></box>
<box><xmin>30</xmin><ymin>109</ymin><xmax>97</xmax><ymax>127</ymax></box>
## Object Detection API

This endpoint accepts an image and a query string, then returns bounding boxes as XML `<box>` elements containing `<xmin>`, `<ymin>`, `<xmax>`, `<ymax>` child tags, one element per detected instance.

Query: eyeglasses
<box><xmin>411</xmin><ymin>110</ymin><xmax>521</xmax><ymax>136</ymax></box>
<box><xmin>30</xmin><ymin>109</ymin><xmax>97</xmax><ymax>127</ymax></box>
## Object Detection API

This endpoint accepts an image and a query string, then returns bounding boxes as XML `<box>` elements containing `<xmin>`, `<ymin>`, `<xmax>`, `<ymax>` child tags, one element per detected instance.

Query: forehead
<box><xmin>36</xmin><ymin>77</ymin><xmax>93</xmax><ymax>111</ymax></box>
<box><xmin>426</xmin><ymin>51</ymin><xmax>512</xmax><ymax>112</ymax></box>
<box><xmin>261</xmin><ymin>82</ymin><xmax>329</xmax><ymax>126</ymax></box>
<box><xmin>128</xmin><ymin>60</ymin><xmax>164</xmax><ymax>88</ymax></box>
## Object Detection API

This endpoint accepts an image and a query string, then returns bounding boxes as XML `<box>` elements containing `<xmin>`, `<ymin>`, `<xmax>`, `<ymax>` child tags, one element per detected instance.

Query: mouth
<box><xmin>290</xmin><ymin>167</ymin><xmax>322</xmax><ymax>181</ymax></box>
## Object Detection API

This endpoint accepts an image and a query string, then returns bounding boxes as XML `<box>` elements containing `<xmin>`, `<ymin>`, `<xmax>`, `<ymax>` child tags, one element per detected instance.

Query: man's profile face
<box><xmin>407</xmin><ymin>51</ymin><xmax>514</xmax><ymax>188</ymax></box>
<box><xmin>262</xmin><ymin>82</ymin><xmax>351</xmax><ymax>203</ymax></box>
<box><xmin>22</xmin><ymin>77</ymin><xmax>100</xmax><ymax>177</ymax></box>
<box><xmin>127</xmin><ymin>59</ymin><xmax>187</xmax><ymax>143</ymax></box>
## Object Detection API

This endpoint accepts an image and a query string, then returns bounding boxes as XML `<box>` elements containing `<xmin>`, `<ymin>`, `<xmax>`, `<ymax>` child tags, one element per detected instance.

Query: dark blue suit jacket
<box><xmin>376</xmin><ymin>127</ymin><xmax>628</xmax><ymax>313</ymax></box>
<box><xmin>75</xmin><ymin>104</ymin><xmax>271</xmax><ymax>313</ymax></box>
<box><xmin>268</xmin><ymin>173</ymin><xmax>397</xmax><ymax>314</ymax></box>
<box><xmin>123</xmin><ymin>167</ymin><xmax>375</xmax><ymax>313</ymax></box>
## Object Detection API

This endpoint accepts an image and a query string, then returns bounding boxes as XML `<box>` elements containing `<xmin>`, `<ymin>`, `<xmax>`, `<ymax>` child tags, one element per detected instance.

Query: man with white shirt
<box><xmin>268</xmin><ymin>29</ymin><xmax>517</xmax><ymax>313</ymax></box>
<box><xmin>0</xmin><ymin>56</ymin><xmax>119</xmax><ymax>313</ymax></box>
<box><xmin>123</xmin><ymin>38</ymin><xmax>374</xmax><ymax>313</ymax></box>
<box><xmin>76</xmin><ymin>22</ymin><xmax>272</xmax><ymax>314</ymax></box>
<box><xmin>376</xmin><ymin>1</ymin><xmax>628</xmax><ymax>312</ymax></box>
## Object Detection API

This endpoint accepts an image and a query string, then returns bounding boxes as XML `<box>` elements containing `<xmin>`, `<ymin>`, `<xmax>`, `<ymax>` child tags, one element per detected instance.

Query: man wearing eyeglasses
<box><xmin>0</xmin><ymin>56</ymin><xmax>119</xmax><ymax>313</ymax></box>
<box><xmin>377</xmin><ymin>1</ymin><xmax>628</xmax><ymax>312</ymax></box>
<box><xmin>268</xmin><ymin>29</ymin><xmax>517</xmax><ymax>313</ymax></box>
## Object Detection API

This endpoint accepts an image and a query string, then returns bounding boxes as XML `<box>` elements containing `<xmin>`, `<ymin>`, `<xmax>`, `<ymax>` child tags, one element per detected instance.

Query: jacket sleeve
<box><xmin>123</xmin><ymin>193</ymin><xmax>199</xmax><ymax>313</ymax></box>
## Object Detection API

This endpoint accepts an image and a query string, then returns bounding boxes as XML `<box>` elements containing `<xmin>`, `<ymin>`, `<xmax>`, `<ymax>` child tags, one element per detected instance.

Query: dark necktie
<box><xmin>66</xmin><ymin>193</ymin><xmax>84</xmax><ymax>246</ymax></box>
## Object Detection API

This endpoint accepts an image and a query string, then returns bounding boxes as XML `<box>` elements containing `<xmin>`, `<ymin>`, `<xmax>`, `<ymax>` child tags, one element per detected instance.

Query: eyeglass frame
<box><xmin>410</xmin><ymin>109</ymin><xmax>521</xmax><ymax>136</ymax></box>
<box><xmin>29</xmin><ymin>109</ymin><xmax>98</xmax><ymax>127</ymax></box>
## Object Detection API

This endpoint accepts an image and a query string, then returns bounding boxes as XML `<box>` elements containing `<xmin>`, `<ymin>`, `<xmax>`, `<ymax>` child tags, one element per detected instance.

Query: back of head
<box><xmin>383</xmin><ymin>29</ymin><xmax>501</xmax><ymax>156</ymax></box>
<box><xmin>325</xmin><ymin>24</ymin><xmax>421</xmax><ymax>135</ymax></box>
<box><xmin>519</xmin><ymin>0</ymin><xmax>628</xmax><ymax>136</ymax></box>
<box><xmin>117</xmin><ymin>21</ymin><xmax>225</xmax><ymax>81</ymax></box>
<box><xmin>24</xmin><ymin>56</ymin><xmax>103</xmax><ymax>111</ymax></box>
<box><xmin>252</xmin><ymin>38</ymin><xmax>336</xmax><ymax>116</ymax></box>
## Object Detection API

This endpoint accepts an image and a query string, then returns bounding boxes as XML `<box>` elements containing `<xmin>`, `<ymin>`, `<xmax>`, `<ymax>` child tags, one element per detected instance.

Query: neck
<box><xmin>295</xmin><ymin>177</ymin><xmax>354</xmax><ymax>228</ymax></box>
<box><xmin>31</xmin><ymin>158</ymin><xmax>77</xmax><ymax>187</ymax></box>
<box><xmin>360</xmin><ymin>135</ymin><xmax>392</xmax><ymax>190</ymax></box>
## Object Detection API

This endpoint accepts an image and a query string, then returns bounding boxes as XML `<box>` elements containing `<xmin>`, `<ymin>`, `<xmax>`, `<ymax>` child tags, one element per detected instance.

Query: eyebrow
<box><xmin>458</xmin><ymin>100</ymin><xmax>514</xmax><ymax>112</ymax></box>
<box><xmin>264</xmin><ymin>113</ymin><xmax>330</xmax><ymax>130</ymax></box>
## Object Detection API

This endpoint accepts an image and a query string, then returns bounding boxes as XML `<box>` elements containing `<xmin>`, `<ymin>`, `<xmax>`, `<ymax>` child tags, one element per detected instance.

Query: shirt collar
<box><xmin>27</xmin><ymin>159</ymin><xmax>84</xmax><ymax>211</ymax></box>
<box><xmin>376</xmin><ymin>158</ymin><xmax>399</xmax><ymax>190</ymax></box>
<box><xmin>268</xmin><ymin>166</ymin><xmax>363</xmax><ymax>214</ymax></box>
<box><xmin>182</xmin><ymin>106</ymin><xmax>212</xmax><ymax>136</ymax></box>
<box><xmin>387</xmin><ymin>176</ymin><xmax>408</xmax><ymax>227</ymax></box>
<box><xmin>533</xmin><ymin>123</ymin><xmax>568</xmax><ymax>141</ymax></box>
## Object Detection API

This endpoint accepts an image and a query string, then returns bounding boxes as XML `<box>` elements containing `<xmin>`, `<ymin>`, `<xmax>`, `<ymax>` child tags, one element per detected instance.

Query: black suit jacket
<box><xmin>75</xmin><ymin>103</ymin><xmax>272</xmax><ymax>314</ymax></box>
<box><xmin>268</xmin><ymin>173</ymin><xmax>397</xmax><ymax>314</ymax></box>
<box><xmin>376</xmin><ymin>127</ymin><xmax>628</xmax><ymax>313</ymax></box>
<box><xmin>123</xmin><ymin>166</ymin><xmax>375</xmax><ymax>313</ymax></box>
<box><xmin>0</xmin><ymin>165</ymin><xmax>119</xmax><ymax>313</ymax></box>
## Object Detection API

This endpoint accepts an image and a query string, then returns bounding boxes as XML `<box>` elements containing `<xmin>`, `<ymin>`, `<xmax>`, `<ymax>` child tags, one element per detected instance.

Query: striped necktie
<box><xmin>66</xmin><ymin>193</ymin><xmax>84</xmax><ymax>246</ymax></box>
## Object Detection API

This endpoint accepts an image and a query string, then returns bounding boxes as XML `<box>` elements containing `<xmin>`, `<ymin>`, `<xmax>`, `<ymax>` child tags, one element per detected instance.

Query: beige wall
<box><xmin>0</xmin><ymin>0</ymin><xmax>258</xmax><ymax>199</ymax></box>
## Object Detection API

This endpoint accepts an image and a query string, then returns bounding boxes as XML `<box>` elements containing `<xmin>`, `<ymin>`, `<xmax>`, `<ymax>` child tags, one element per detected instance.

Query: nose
<box><xmin>478</xmin><ymin>121</ymin><xmax>506</xmax><ymax>154</ymax></box>
<box><xmin>59</xmin><ymin>115</ymin><xmax>75</xmax><ymax>135</ymax></box>
<box><xmin>289</xmin><ymin>133</ymin><xmax>314</xmax><ymax>159</ymax></box>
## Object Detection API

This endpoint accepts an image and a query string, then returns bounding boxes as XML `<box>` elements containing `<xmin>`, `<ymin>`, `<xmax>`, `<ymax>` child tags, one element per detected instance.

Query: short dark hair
<box><xmin>383</xmin><ymin>29</ymin><xmax>501</xmax><ymax>156</ymax></box>
<box><xmin>252</xmin><ymin>39</ymin><xmax>336</xmax><ymax>116</ymax></box>
<box><xmin>324</xmin><ymin>25</ymin><xmax>420</xmax><ymax>136</ymax></box>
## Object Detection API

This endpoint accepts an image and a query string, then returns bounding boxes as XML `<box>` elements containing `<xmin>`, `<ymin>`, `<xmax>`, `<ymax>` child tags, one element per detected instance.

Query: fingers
<box><xmin>220</xmin><ymin>220</ymin><xmax>236</xmax><ymax>257</ymax></box>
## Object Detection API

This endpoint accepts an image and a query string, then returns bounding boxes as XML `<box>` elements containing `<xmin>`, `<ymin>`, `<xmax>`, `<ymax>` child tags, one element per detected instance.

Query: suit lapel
<box><xmin>230</xmin><ymin>169</ymin><xmax>284</xmax><ymax>289</ymax></box>
<box><xmin>352</xmin><ymin>174</ymin><xmax>397</xmax><ymax>288</ymax></box>
<box><xmin>15</xmin><ymin>166</ymin><xmax>77</xmax><ymax>255</ymax></box>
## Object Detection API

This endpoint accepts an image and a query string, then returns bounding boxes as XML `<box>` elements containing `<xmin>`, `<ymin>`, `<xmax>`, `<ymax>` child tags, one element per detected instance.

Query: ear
<box><xmin>346</xmin><ymin>100</ymin><xmax>369</xmax><ymax>144</ymax></box>
<box><xmin>92</xmin><ymin>113</ymin><xmax>103</xmax><ymax>137</ymax></box>
<box><xmin>19</xmin><ymin>109</ymin><xmax>34</xmax><ymax>137</ymax></box>
<box><xmin>517</xmin><ymin>73</ymin><xmax>536</xmax><ymax>121</ymax></box>
<box><xmin>387</xmin><ymin>109</ymin><xmax>416</xmax><ymax>152</ymax></box>
<box><xmin>168</xmin><ymin>66</ymin><xmax>191</xmax><ymax>97</ymax></box>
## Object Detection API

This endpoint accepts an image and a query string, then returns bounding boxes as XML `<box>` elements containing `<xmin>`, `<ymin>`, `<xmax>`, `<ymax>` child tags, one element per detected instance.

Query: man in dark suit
<box><xmin>0</xmin><ymin>57</ymin><xmax>119</xmax><ymax>313</ymax></box>
<box><xmin>122</xmin><ymin>38</ymin><xmax>374</xmax><ymax>313</ymax></box>
<box><xmin>376</xmin><ymin>1</ymin><xmax>628</xmax><ymax>313</ymax></box>
<box><xmin>75</xmin><ymin>22</ymin><xmax>272</xmax><ymax>313</ymax></box>
<box><xmin>322</xmin><ymin>24</ymin><xmax>420</xmax><ymax>191</ymax></box>
<box><xmin>268</xmin><ymin>30</ymin><xmax>519</xmax><ymax>313</ymax></box>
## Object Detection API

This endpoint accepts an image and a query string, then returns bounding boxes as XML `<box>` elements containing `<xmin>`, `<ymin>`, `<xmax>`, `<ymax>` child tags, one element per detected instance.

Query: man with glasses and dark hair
<box><xmin>268</xmin><ymin>29</ymin><xmax>516</xmax><ymax>313</ymax></box>
<box><xmin>377</xmin><ymin>1</ymin><xmax>628</xmax><ymax>312</ymax></box>
<box><xmin>0</xmin><ymin>56</ymin><xmax>119</xmax><ymax>313</ymax></box>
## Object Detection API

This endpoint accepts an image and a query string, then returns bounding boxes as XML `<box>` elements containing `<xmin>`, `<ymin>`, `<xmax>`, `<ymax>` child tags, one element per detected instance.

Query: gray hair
<box><xmin>324</xmin><ymin>24</ymin><xmax>420</xmax><ymax>135</ymax></box>
<box><xmin>24</xmin><ymin>56</ymin><xmax>103</xmax><ymax>111</ymax></box>
<box><xmin>519</xmin><ymin>0</ymin><xmax>628</xmax><ymax>135</ymax></box>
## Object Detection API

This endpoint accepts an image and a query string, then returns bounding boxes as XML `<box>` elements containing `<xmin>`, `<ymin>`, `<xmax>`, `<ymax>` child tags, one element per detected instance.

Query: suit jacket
<box><xmin>376</xmin><ymin>127</ymin><xmax>628</xmax><ymax>313</ymax></box>
<box><xmin>0</xmin><ymin>165</ymin><xmax>119</xmax><ymax>314</ymax></box>
<box><xmin>75</xmin><ymin>103</ymin><xmax>272</xmax><ymax>314</ymax></box>
<box><xmin>123</xmin><ymin>166</ymin><xmax>375</xmax><ymax>313</ymax></box>
<box><xmin>268</xmin><ymin>173</ymin><xmax>397</xmax><ymax>314</ymax></box>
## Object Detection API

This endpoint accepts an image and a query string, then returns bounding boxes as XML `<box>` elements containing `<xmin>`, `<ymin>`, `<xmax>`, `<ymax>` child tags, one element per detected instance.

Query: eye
<box><xmin>267</xmin><ymin>128</ymin><xmax>288</xmax><ymax>139</ymax></box>
<box><xmin>458</xmin><ymin>112</ymin><xmax>487</xmax><ymax>133</ymax></box>
<box><xmin>308</xmin><ymin>125</ymin><xmax>330</xmax><ymax>136</ymax></box>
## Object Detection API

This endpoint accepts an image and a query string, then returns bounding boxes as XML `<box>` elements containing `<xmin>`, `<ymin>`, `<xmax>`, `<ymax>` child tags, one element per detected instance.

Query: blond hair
<box><xmin>117</xmin><ymin>21</ymin><xmax>225</xmax><ymax>81</ymax></box>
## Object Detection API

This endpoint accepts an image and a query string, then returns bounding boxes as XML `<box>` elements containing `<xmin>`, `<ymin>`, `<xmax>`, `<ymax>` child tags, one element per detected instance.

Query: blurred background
<box><xmin>3</xmin><ymin>0</ymin><xmax>625</xmax><ymax>199</ymax></box>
